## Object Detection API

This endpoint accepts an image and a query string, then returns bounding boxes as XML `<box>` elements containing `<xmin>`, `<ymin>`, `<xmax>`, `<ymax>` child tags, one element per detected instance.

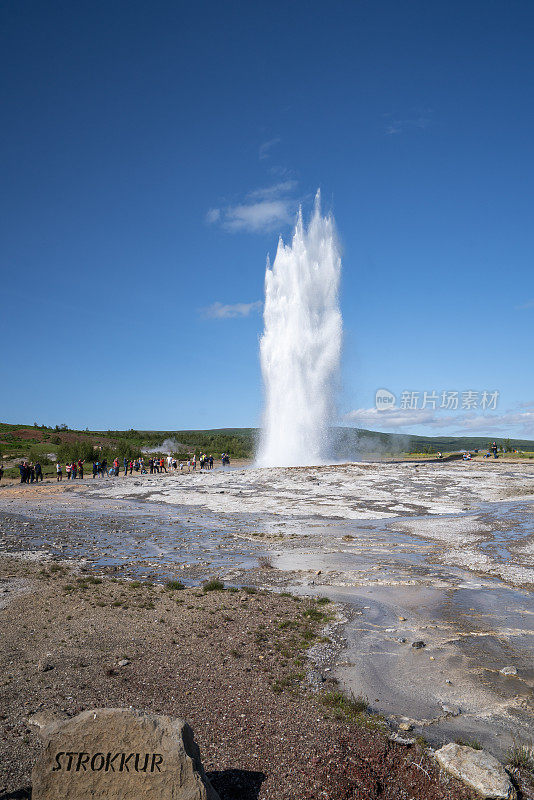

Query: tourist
<box><xmin>113</xmin><ymin>457</ymin><xmax>119</xmax><ymax>477</ymax></box>
<box><xmin>71</xmin><ymin>461</ymin><xmax>77</xmax><ymax>479</ymax></box>
<box><xmin>35</xmin><ymin>462</ymin><xmax>43</xmax><ymax>482</ymax></box>
<box><xmin>92</xmin><ymin>460</ymin><xmax>99</xmax><ymax>478</ymax></box>
<box><xmin>149</xmin><ymin>457</ymin><xmax>154</xmax><ymax>474</ymax></box>
<box><xmin>123</xmin><ymin>457</ymin><xmax>128</xmax><ymax>476</ymax></box>
<box><xmin>101</xmin><ymin>458</ymin><xmax>107</xmax><ymax>477</ymax></box>
<box><xmin>77</xmin><ymin>458</ymin><xmax>84</xmax><ymax>479</ymax></box>
<box><xmin>66</xmin><ymin>462</ymin><xmax>71</xmax><ymax>480</ymax></box>
<box><xmin>160</xmin><ymin>457</ymin><xmax>166</xmax><ymax>473</ymax></box>
<box><xmin>56</xmin><ymin>462</ymin><xmax>62</xmax><ymax>481</ymax></box>
<box><xmin>0</xmin><ymin>464</ymin><xmax>3</xmax><ymax>481</ymax></box>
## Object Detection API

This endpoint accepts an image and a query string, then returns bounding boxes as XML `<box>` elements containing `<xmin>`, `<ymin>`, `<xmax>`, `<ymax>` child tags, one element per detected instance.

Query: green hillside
<box><xmin>1</xmin><ymin>422</ymin><xmax>533</xmax><ymax>473</ymax></box>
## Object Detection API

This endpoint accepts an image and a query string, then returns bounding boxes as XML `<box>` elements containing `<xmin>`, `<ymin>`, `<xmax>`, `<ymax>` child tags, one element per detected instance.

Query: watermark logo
<box><xmin>374</xmin><ymin>388</ymin><xmax>499</xmax><ymax>411</ymax></box>
<box><xmin>375</xmin><ymin>388</ymin><xmax>396</xmax><ymax>411</ymax></box>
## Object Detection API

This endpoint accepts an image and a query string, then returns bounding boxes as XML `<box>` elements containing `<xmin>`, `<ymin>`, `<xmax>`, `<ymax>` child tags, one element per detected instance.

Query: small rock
<box><xmin>434</xmin><ymin>743</ymin><xmax>516</xmax><ymax>799</ymax></box>
<box><xmin>389</xmin><ymin>733</ymin><xmax>415</xmax><ymax>745</ymax></box>
<box><xmin>499</xmin><ymin>666</ymin><xmax>517</xmax><ymax>676</ymax></box>
<box><xmin>117</xmin><ymin>659</ymin><xmax>130</xmax><ymax>667</ymax></box>
<box><xmin>398</xmin><ymin>616</ymin><xmax>407</xmax><ymax>621</ymax></box>
<box><xmin>411</xmin><ymin>640</ymin><xmax>426</xmax><ymax>649</ymax></box>
<box><xmin>397</xmin><ymin>637</ymin><xmax>407</xmax><ymax>643</ymax></box>
<box><xmin>28</xmin><ymin>711</ymin><xmax>69</xmax><ymax>733</ymax></box>
<box><xmin>37</xmin><ymin>661</ymin><xmax>54</xmax><ymax>673</ymax></box>
<box><xmin>307</xmin><ymin>670</ymin><xmax>326</xmax><ymax>686</ymax></box>
<box><xmin>441</xmin><ymin>703</ymin><xmax>461</xmax><ymax>716</ymax></box>
<box><xmin>445</xmin><ymin>679</ymin><xmax>452</xmax><ymax>684</ymax></box>
<box><xmin>399</xmin><ymin>722</ymin><xmax>413</xmax><ymax>731</ymax></box>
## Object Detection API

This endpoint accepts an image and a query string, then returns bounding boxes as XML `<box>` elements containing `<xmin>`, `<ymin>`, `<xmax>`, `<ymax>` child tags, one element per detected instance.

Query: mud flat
<box><xmin>0</xmin><ymin>460</ymin><xmax>533</xmax><ymax>761</ymax></box>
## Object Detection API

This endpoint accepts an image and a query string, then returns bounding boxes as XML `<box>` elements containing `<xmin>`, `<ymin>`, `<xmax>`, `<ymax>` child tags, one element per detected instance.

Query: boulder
<box><xmin>434</xmin><ymin>743</ymin><xmax>516</xmax><ymax>799</ymax></box>
<box><xmin>31</xmin><ymin>708</ymin><xmax>220</xmax><ymax>800</ymax></box>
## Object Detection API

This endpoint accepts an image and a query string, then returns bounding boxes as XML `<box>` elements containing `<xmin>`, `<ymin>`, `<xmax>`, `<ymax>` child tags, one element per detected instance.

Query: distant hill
<box><xmin>1</xmin><ymin>422</ymin><xmax>533</xmax><ymax>465</ymax></box>
<box><xmin>331</xmin><ymin>427</ymin><xmax>534</xmax><ymax>457</ymax></box>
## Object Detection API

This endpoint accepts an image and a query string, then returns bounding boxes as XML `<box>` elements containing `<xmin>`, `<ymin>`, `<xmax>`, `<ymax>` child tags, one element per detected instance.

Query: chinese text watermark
<box><xmin>375</xmin><ymin>389</ymin><xmax>499</xmax><ymax>411</ymax></box>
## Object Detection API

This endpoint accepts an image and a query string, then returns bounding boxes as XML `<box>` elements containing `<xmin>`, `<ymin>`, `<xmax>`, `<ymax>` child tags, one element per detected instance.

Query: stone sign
<box><xmin>31</xmin><ymin>708</ymin><xmax>220</xmax><ymax>800</ymax></box>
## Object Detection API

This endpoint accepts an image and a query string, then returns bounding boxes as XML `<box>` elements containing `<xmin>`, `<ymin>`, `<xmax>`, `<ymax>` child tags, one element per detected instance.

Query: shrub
<box><xmin>202</xmin><ymin>579</ymin><xmax>225</xmax><ymax>592</ymax></box>
<box><xmin>165</xmin><ymin>580</ymin><xmax>184</xmax><ymax>591</ymax></box>
<box><xmin>320</xmin><ymin>691</ymin><xmax>368</xmax><ymax>718</ymax></box>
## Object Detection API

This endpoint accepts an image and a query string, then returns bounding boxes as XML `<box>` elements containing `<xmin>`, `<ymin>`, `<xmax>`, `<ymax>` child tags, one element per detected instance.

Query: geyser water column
<box><xmin>256</xmin><ymin>191</ymin><xmax>342</xmax><ymax>467</ymax></box>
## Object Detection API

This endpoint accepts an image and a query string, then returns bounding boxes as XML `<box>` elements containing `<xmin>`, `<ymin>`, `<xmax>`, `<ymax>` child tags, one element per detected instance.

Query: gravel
<box><xmin>0</xmin><ymin>556</ymin><xmax>477</xmax><ymax>800</ymax></box>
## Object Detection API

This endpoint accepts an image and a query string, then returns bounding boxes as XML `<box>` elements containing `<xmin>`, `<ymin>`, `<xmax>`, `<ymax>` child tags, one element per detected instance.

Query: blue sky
<box><xmin>1</xmin><ymin>0</ymin><xmax>533</xmax><ymax>437</ymax></box>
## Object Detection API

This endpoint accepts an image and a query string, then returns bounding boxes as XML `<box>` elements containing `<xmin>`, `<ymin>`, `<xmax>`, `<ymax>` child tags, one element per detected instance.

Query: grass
<box><xmin>202</xmin><ymin>579</ymin><xmax>225</xmax><ymax>592</ymax></box>
<box><xmin>302</xmin><ymin>607</ymin><xmax>328</xmax><ymax>622</ymax></box>
<box><xmin>507</xmin><ymin>743</ymin><xmax>534</xmax><ymax>773</ymax></box>
<box><xmin>165</xmin><ymin>580</ymin><xmax>184</xmax><ymax>591</ymax></box>
<box><xmin>415</xmin><ymin>735</ymin><xmax>429</xmax><ymax>748</ymax></box>
<box><xmin>455</xmin><ymin>738</ymin><xmax>482</xmax><ymax>750</ymax></box>
<box><xmin>320</xmin><ymin>690</ymin><xmax>368</xmax><ymax>718</ymax></box>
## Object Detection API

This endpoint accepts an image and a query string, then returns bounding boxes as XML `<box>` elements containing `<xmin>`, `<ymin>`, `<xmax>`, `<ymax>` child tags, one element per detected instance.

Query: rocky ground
<box><xmin>0</xmin><ymin>555</ymin><xmax>496</xmax><ymax>800</ymax></box>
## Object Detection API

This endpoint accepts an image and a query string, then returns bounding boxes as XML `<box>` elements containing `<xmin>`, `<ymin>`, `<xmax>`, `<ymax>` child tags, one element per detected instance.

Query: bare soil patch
<box><xmin>0</xmin><ymin>556</ymin><xmax>479</xmax><ymax>800</ymax></box>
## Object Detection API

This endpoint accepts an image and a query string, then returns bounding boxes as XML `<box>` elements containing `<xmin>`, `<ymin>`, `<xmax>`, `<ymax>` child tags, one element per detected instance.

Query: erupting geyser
<box><xmin>256</xmin><ymin>191</ymin><xmax>342</xmax><ymax>467</ymax></box>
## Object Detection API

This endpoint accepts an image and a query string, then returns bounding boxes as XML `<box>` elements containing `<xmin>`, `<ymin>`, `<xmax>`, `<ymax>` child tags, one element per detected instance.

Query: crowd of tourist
<box><xmin>6</xmin><ymin>452</ymin><xmax>232</xmax><ymax>483</ymax></box>
<box><xmin>17</xmin><ymin>461</ymin><xmax>44</xmax><ymax>483</ymax></box>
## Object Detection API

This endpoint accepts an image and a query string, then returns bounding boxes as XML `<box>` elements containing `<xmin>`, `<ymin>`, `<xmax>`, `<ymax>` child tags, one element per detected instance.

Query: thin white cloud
<box><xmin>248</xmin><ymin>180</ymin><xmax>297</xmax><ymax>200</ymax></box>
<box><xmin>201</xmin><ymin>300</ymin><xmax>262</xmax><ymax>319</ymax></box>
<box><xmin>516</xmin><ymin>299</ymin><xmax>534</xmax><ymax>310</ymax></box>
<box><xmin>223</xmin><ymin>200</ymin><xmax>293</xmax><ymax>232</ymax></box>
<box><xmin>384</xmin><ymin>110</ymin><xmax>432</xmax><ymax>136</ymax></box>
<box><xmin>259</xmin><ymin>137</ymin><xmax>281</xmax><ymax>160</ymax></box>
<box><xmin>344</xmin><ymin>406</ymin><xmax>534</xmax><ymax>437</ymax></box>
<box><xmin>206</xmin><ymin>181</ymin><xmax>298</xmax><ymax>234</ymax></box>
<box><xmin>451</xmin><ymin>410</ymin><xmax>534</xmax><ymax>436</ymax></box>
<box><xmin>345</xmin><ymin>407</ymin><xmax>438</xmax><ymax>429</ymax></box>
<box><xmin>205</xmin><ymin>208</ymin><xmax>221</xmax><ymax>224</ymax></box>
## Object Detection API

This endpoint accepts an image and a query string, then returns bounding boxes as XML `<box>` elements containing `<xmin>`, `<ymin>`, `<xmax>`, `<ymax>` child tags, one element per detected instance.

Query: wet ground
<box><xmin>0</xmin><ymin>460</ymin><xmax>533</xmax><ymax>756</ymax></box>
